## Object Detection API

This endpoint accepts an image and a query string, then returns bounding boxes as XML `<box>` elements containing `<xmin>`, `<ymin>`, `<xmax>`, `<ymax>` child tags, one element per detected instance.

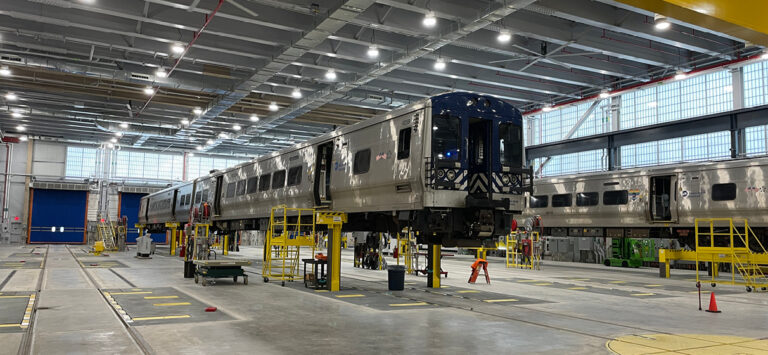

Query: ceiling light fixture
<box><xmin>206</xmin><ymin>139</ymin><xmax>214</xmax><ymax>145</ymax></box>
<box><xmin>250</xmin><ymin>114</ymin><xmax>259</xmax><ymax>122</ymax></box>
<box><xmin>16</xmin><ymin>125</ymin><xmax>25</xmax><ymax>131</ymax></box>
<box><xmin>196</xmin><ymin>145</ymin><xmax>203</xmax><ymax>151</ymax></box>
<box><xmin>181</xmin><ymin>118</ymin><xmax>190</xmax><ymax>125</ymax></box>
<box><xmin>269</xmin><ymin>102</ymin><xmax>279</xmax><ymax>111</ymax></box>
<box><xmin>761</xmin><ymin>51</ymin><xmax>768</xmax><ymax>60</ymax></box>
<box><xmin>497</xmin><ymin>29</ymin><xmax>512</xmax><ymax>43</ymax></box>
<box><xmin>107</xmin><ymin>143</ymin><xmax>115</xmax><ymax>149</ymax></box>
<box><xmin>0</xmin><ymin>66</ymin><xmax>11</xmax><ymax>76</ymax></box>
<box><xmin>674</xmin><ymin>70</ymin><xmax>687</xmax><ymax>80</ymax></box>
<box><xmin>542</xmin><ymin>105</ymin><xmax>553</xmax><ymax>112</ymax></box>
<box><xmin>367</xmin><ymin>45</ymin><xmax>379</xmax><ymax>58</ymax></box>
<box><xmin>155</xmin><ymin>68</ymin><xmax>168</xmax><ymax>78</ymax></box>
<box><xmin>292</xmin><ymin>88</ymin><xmax>302</xmax><ymax>98</ymax></box>
<box><xmin>233</xmin><ymin>124</ymin><xmax>241</xmax><ymax>131</ymax></box>
<box><xmin>325</xmin><ymin>69</ymin><xmax>337</xmax><ymax>81</ymax></box>
<box><xmin>19</xmin><ymin>136</ymin><xmax>28</xmax><ymax>142</ymax></box>
<box><xmin>171</xmin><ymin>43</ymin><xmax>185</xmax><ymax>54</ymax></box>
<box><xmin>599</xmin><ymin>90</ymin><xmax>610</xmax><ymax>99</ymax></box>
<box><xmin>423</xmin><ymin>11</ymin><xmax>437</xmax><ymax>28</ymax></box>
<box><xmin>114</xmin><ymin>132</ymin><xmax>123</xmax><ymax>137</ymax></box>
<box><xmin>193</xmin><ymin>107</ymin><xmax>203</xmax><ymax>115</ymax></box>
<box><xmin>119</xmin><ymin>122</ymin><xmax>129</xmax><ymax>129</ymax></box>
<box><xmin>218</xmin><ymin>132</ymin><xmax>228</xmax><ymax>139</ymax></box>
<box><xmin>11</xmin><ymin>112</ymin><xmax>22</xmax><ymax>118</ymax></box>
<box><xmin>5</xmin><ymin>92</ymin><xmax>17</xmax><ymax>101</ymax></box>
<box><xmin>143</xmin><ymin>86</ymin><xmax>155</xmax><ymax>95</ymax></box>
<box><xmin>654</xmin><ymin>14</ymin><xmax>671</xmax><ymax>30</ymax></box>
<box><xmin>110</xmin><ymin>138</ymin><xmax>117</xmax><ymax>143</ymax></box>
<box><xmin>433</xmin><ymin>58</ymin><xmax>446</xmax><ymax>71</ymax></box>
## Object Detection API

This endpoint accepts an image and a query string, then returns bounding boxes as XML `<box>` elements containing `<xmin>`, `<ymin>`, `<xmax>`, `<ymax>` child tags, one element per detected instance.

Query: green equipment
<box><xmin>605</xmin><ymin>238</ymin><xmax>655</xmax><ymax>268</ymax></box>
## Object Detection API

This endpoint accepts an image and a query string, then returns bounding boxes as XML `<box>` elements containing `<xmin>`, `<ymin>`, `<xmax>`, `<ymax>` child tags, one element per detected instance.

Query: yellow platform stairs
<box><xmin>695</xmin><ymin>218</ymin><xmax>768</xmax><ymax>292</ymax></box>
<box><xmin>262</xmin><ymin>206</ymin><xmax>316</xmax><ymax>286</ymax></box>
<box><xmin>96</xmin><ymin>216</ymin><xmax>117</xmax><ymax>251</ymax></box>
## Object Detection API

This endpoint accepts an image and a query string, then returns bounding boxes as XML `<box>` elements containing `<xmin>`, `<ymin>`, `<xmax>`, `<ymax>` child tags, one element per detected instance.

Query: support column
<box><xmin>327</xmin><ymin>224</ymin><xmax>342</xmax><ymax>292</ymax></box>
<box><xmin>223</xmin><ymin>234</ymin><xmax>229</xmax><ymax>256</ymax></box>
<box><xmin>427</xmin><ymin>243</ymin><xmax>441</xmax><ymax>288</ymax></box>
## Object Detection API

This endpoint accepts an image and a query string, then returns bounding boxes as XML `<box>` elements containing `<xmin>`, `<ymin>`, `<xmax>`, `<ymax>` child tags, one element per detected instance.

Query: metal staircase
<box><xmin>695</xmin><ymin>218</ymin><xmax>768</xmax><ymax>292</ymax></box>
<box><xmin>96</xmin><ymin>215</ymin><xmax>117</xmax><ymax>251</ymax></box>
<box><xmin>262</xmin><ymin>206</ymin><xmax>316</xmax><ymax>286</ymax></box>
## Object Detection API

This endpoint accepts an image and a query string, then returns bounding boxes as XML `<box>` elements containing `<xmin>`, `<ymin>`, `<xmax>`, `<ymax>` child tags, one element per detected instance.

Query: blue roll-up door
<box><xmin>29</xmin><ymin>189</ymin><xmax>88</xmax><ymax>244</ymax></box>
<box><xmin>118</xmin><ymin>192</ymin><xmax>146</xmax><ymax>244</ymax></box>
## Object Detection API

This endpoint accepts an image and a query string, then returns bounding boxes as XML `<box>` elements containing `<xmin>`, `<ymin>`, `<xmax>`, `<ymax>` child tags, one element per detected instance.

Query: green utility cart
<box><xmin>193</xmin><ymin>259</ymin><xmax>252</xmax><ymax>286</ymax></box>
<box><xmin>605</xmin><ymin>238</ymin><xmax>655</xmax><ymax>268</ymax></box>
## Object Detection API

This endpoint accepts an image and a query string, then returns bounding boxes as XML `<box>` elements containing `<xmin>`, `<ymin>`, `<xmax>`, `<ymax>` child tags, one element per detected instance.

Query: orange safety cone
<box><xmin>705</xmin><ymin>292</ymin><xmax>721</xmax><ymax>313</ymax></box>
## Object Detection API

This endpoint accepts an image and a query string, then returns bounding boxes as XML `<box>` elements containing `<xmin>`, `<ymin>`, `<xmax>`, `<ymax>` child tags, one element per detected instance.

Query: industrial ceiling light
<box><xmin>325</xmin><ymin>69</ymin><xmax>337</xmax><ymax>81</ymax></box>
<box><xmin>155</xmin><ymin>68</ymin><xmax>168</xmax><ymax>78</ymax></box>
<box><xmin>423</xmin><ymin>11</ymin><xmax>437</xmax><ymax>28</ymax></box>
<box><xmin>19</xmin><ymin>136</ymin><xmax>28</xmax><ymax>142</ymax></box>
<box><xmin>218</xmin><ymin>132</ymin><xmax>228</xmax><ymax>139</ymax></box>
<box><xmin>206</xmin><ymin>139</ymin><xmax>214</xmax><ymax>145</ymax></box>
<box><xmin>11</xmin><ymin>112</ymin><xmax>22</xmax><ymax>118</ymax></box>
<box><xmin>193</xmin><ymin>107</ymin><xmax>203</xmax><ymax>115</ymax></box>
<box><xmin>291</xmin><ymin>88</ymin><xmax>302</xmax><ymax>98</ymax></box>
<box><xmin>497</xmin><ymin>29</ymin><xmax>512</xmax><ymax>43</ymax></box>
<box><xmin>654</xmin><ymin>14</ymin><xmax>671</xmax><ymax>30</ymax></box>
<box><xmin>542</xmin><ymin>105</ymin><xmax>553</xmax><ymax>112</ymax></box>
<box><xmin>269</xmin><ymin>102</ymin><xmax>279</xmax><ymax>111</ymax></box>
<box><xmin>110</xmin><ymin>137</ymin><xmax>118</xmax><ymax>143</ymax></box>
<box><xmin>5</xmin><ymin>92</ymin><xmax>17</xmax><ymax>101</ymax></box>
<box><xmin>761</xmin><ymin>51</ymin><xmax>768</xmax><ymax>60</ymax></box>
<box><xmin>433</xmin><ymin>58</ymin><xmax>446</xmax><ymax>70</ymax></box>
<box><xmin>367</xmin><ymin>45</ymin><xmax>379</xmax><ymax>58</ymax></box>
<box><xmin>599</xmin><ymin>90</ymin><xmax>610</xmax><ymax>99</ymax></box>
<box><xmin>0</xmin><ymin>66</ymin><xmax>11</xmax><ymax>76</ymax></box>
<box><xmin>143</xmin><ymin>86</ymin><xmax>155</xmax><ymax>95</ymax></box>
<box><xmin>250</xmin><ymin>114</ymin><xmax>259</xmax><ymax>122</ymax></box>
<box><xmin>181</xmin><ymin>118</ymin><xmax>190</xmax><ymax>125</ymax></box>
<box><xmin>114</xmin><ymin>131</ymin><xmax>123</xmax><ymax>137</ymax></box>
<box><xmin>674</xmin><ymin>70</ymin><xmax>687</xmax><ymax>80</ymax></box>
<box><xmin>188</xmin><ymin>153</ymin><xmax>195</xmax><ymax>157</ymax></box>
<box><xmin>171</xmin><ymin>43</ymin><xmax>185</xmax><ymax>54</ymax></box>
<box><xmin>233</xmin><ymin>124</ymin><xmax>242</xmax><ymax>131</ymax></box>
<box><xmin>119</xmin><ymin>122</ymin><xmax>129</xmax><ymax>129</ymax></box>
<box><xmin>107</xmin><ymin>143</ymin><xmax>115</xmax><ymax>149</ymax></box>
<box><xmin>16</xmin><ymin>125</ymin><xmax>25</xmax><ymax>131</ymax></box>
<box><xmin>196</xmin><ymin>145</ymin><xmax>203</xmax><ymax>151</ymax></box>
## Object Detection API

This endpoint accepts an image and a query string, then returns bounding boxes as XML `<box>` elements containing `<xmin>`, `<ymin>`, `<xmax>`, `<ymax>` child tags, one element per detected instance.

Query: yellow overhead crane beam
<box><xmin>615</xmin><ymin>0</ymin><xmax>768</xmax><ymax>46</ymax></box>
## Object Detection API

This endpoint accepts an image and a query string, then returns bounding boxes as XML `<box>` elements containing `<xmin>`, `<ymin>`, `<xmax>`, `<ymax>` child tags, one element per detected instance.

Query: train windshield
<box><xmin>432</xmin><ymin>114</ymin><xmax>460</xmax><ymax>161</ymax></box>
<box><xmin>499</xmin><ymin>122</ymin><xmax>522</xmax><ymax>166</ymax></box>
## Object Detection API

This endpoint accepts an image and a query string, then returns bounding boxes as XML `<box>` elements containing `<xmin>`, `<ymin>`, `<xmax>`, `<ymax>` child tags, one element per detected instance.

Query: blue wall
<box><xmin>29</xmin><ymin>189</ymin><xmax>88</xmax><ymax>243</ymax></box>
<box><xmin>119</xmin><ymin>192</ymin><xmax>146</xmax><ymax>243</ymax></box>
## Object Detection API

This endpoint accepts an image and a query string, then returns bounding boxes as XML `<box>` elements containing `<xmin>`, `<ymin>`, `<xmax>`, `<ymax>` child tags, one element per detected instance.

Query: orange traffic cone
<box><xmin>705</xmin><ymin>292</ymin><xmax>721</xmax><ymax>313</ymax></box>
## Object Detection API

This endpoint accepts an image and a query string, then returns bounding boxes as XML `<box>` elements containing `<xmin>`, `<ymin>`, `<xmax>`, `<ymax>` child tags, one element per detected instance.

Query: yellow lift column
<box><xmin>316</xmin><ymin>211</ymin><xmax>347</xmax><ymax>292</ymax></box>
<box><xmin>427</xmin><ymin>242</ymin><xmax>441</xmax><ymax>288</ymax></box>
<box><xmin>165</xmin><ymin>222</ymin><xmax>180</xmax><ymax>256</ymax></box>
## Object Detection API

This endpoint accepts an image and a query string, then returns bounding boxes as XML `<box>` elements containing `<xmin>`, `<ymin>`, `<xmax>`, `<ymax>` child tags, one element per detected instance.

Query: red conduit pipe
<box><xmin>137</xmin><ymin>0</ymin><xmax>226</xmax><ymax>117</ymax></box>
<box><xmin>2</xmin><ymin>143</ymin><xmax>9</xmax><ymax>221</ymax></box>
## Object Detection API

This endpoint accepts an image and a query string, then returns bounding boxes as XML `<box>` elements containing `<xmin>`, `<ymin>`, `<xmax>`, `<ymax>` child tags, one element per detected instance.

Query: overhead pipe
<box><xmin>137</xmin><ymin>0</ymin><xmax>226</xmax><ymax>117</ymax></box>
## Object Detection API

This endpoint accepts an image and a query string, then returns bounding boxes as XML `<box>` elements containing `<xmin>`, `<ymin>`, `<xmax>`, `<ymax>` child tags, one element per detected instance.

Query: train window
<box><xmin>397</xmin><ymin>128</ymin><xmax>411</xmax><ymax>160</ymax></box>
<box><xmin>432</xmin><ymin>114</ymin><xmax>460</xmax><ymax>161</ymax></box>
<box><xmin>226</xmin><ymin>183</ymin><xmax>236</xmax><ymax>198</ymax></box>
<box><xmin>195</xmin><ymin>191</ymin><xmax>202</xmax><ymax>204</ymax></box>
<box><xmin>712</xmin><ymin>183</ymin><xmax>736</xmax><ymax>201</ymax></box>
<box><xmin>287</xmin><ymin>166</ymin><xmax>302</xmax><ymax>186</ymax></box>
<box><xmin>246</xmin><ymin>177</ymin><xmax>258</xmax><ymax>194</ymax></box>
<box><xmin>603</xmin><ymin>190</ymin><xmax>628</xmax><ymax>205</ymax></box>
<box><xmin>499</xmin><ymin>123</ymin><xmax>522</xmax><ymax>166</ymax></box>
<box><xmin>353</xmin><ymin>149</ymin><xmax>371</xmax><ymax>175</ymax></box>
<box><xmin>259</xmin><ymin>174</ymin><xmax>271</xmax><ymax>191</ymax></box>
<box><xmin>576</xmin><ymin>192</ymin><xmax>599</xmax><ymax>206</ymax></box>
<box><xmin>236</xmin><ymin>180</ymin><xmax>246</xmax><ymax>196</ymax></box>
<box><xmin>529</xmin><ymin>195</ymin><xmax>548</xmax><ymax>208</ymax></box>
<box><xmin>202</xmin><ymin>189</ymin><xmax>208</xmax><ymax>202</ymax></box>
<box><xmin>272</xmin><ymin>170</ymin><xmax>286</xmax><ymax>189</ymax></box>
<box><xmin>552</xmin><ymin>194</ymin><xmax>572</xmax><ymax>207</ymax></box>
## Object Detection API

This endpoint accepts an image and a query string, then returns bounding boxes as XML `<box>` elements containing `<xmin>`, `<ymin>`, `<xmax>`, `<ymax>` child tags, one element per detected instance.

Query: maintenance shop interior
<box><xmin>1</xmin><ymin>0</ymin><xmax>768</xmax><ymax>354</ymax></box>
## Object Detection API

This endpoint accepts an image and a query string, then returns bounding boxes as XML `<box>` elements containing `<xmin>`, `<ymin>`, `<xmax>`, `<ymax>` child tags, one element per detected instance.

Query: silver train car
<box><xmin>522</xmin><ymin>157</ymin><xmax>768</xmax><ymax>246</ymax></box>
<box><xmin>139</xmin><ymin>92</ymin><xmax>533</xmax><ymax>246</ymax></box>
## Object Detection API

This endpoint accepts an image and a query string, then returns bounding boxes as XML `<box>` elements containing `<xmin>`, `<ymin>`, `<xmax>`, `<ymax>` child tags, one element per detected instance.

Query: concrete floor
<box><xmin>0</xmin><ymin>244</ymin><xmax>766</xmax><ymax>355</ymax></box>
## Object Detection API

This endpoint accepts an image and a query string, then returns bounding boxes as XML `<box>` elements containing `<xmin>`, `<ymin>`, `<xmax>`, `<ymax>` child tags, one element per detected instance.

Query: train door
<box><xmin>214</xmin><ymin>177</ymin><xmax>223</xmax><ymax>216</ymax></box>
<box><xmin>468</xmin><ymin>119</ymin><xmax>492</xmax><ymax>196</ymax></box>
<box><xmin>649</xmin><ymin>175</ymin><xmax>677</xmax><ymax>222</ymax></box>
<box><xmin>314</xmin><ymin>141</ymin><xmax>333</xmax><ymax>206</ymax></box>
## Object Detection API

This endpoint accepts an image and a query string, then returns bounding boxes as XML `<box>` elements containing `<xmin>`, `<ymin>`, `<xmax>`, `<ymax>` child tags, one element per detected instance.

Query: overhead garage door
<box><xmin>118</xmin><ymin>192</ymin><xmax>147</xmax><ymax>244</ymax></box>
<box><xmin>28</xmin><ymin>189</ymin><xmax>88</xmax><ymax>244</ymax></box>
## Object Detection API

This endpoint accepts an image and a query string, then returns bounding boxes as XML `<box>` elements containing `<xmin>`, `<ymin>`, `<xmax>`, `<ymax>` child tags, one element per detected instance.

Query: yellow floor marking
<box><xmin>534</xmin><ymin>283</ymin><xmax>553</xmax><ymax>286</ymax></box>
<box><xmin>110</xmin><ymin>291</ymin><xmax>152</xmax><ymax>295</ymax></box>
<box><xmin>440</xmin><ymin>285</ymin><xmax>451</xmax><ymax>288</ymax></box>
<box><xmin>631</xmin><ymin>293</ymin><xmax>655</xmax><ymax>296</ymax></box>
<box><xmin>568</xmin><ymin>287</ymin><xmax>588</xmax><ymax>290</ymax></box>
<box><xmin>456</xmin><ymin>290</ymin><xmax>480</xmax><ymax>293</ymax></box>
<box><xmin>483</xmin><ymin>299</ymin><xmax>518</xmax><ymax>303</ymax></box>
<box><xmin>153</xmin><ymin>302</ymin><xmax>191</xmax><ymax>307</ymax></box>
<box><xmin>606</xmin><ymin>333</ymin><xmax>767</xmax><ymax>355</ymax></box>
<box><xmin>569</xmin><ymin>278</ymin><xmax>590</xmax><ymax>281</ymax></box>
<box><xmin>144</xmin><ymin>296</ymin><xmax>179</xmax><ymax>299</ymax></box>
<box><xmin>644</xmin><ymin>284</ymin><xmax>663</xmax><ymax>287</ymax></box>
<box><xmin>516</xmin><ymin>280</ymin><xmax>543</xmax><ymax>283</ymax></box>
<box><xmin>314</xmin><ymin>290</ymin><xmax>329</xmax><ymax>293</ymax></box>
<box><xmin>389</xmin><ymin>302</ymin><xmax>429</xmax><ymax>307</ymax></box>
<box><xmin>609</xmin><ymin>281</ymin><xmax>627</xmax><ymax>284</ymax></box>
<box><xmin>0</xmin><ymin>324</ymin><xmax>21</xmax><ymax>328</ymax></box>
<box><xmin>132</xmin><ymin>315</ymin><xmax>191</xmax><ymax>321</ymax></box>
<box><xmin>0</xmin><ymin>295</ymin><xmax>31</xmax><ymax>298</ymax></box>
<box><xmin>335</xmin><ymin>294</ymin><xmax>365</xmax><ymax>298</ymax></box>
<box><xmin>132</xmin><ymin>289</ymin><xmax>142</xmax><ymax>291</ymax></box>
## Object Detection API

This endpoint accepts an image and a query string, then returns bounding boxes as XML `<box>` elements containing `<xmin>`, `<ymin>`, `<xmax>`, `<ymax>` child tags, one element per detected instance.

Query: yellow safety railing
<box><xmin>506</xmin><ymin>231</ymin><xmax>541</xmax><ymax>270</ymax></box>
<box><xmin>695</xmin><ymin>218</ymin><xmax>768</xmax><ymax>292</ymax></box>
<box><xmin>262</xmin><ymin>205</ymin><xmax>317</xmax><ymax>286</ymax></box>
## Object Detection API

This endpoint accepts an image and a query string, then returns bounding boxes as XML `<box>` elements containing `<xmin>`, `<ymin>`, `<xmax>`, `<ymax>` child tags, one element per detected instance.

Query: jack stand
<box><xmin>428</xmin><ymin>243</ymin><xmax>441</xmax><ymax>288</ymax></box>
<box><xmin>316</xmin><ymin>211</ymin><xmax>347</xmax><ymax>292</ymax></box>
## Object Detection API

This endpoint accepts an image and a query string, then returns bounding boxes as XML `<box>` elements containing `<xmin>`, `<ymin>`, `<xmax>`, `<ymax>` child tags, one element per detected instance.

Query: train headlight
<box><xmin>437</xmin><ymin>169</ymin><xmax>445</xmax><ymax>178</ymax></box>
<box><xmin>501</xmin><ymin>174</ymin><xmax>510</xmax><ymax>185</ymax></box>
<box><xmin>446</xmin><ymin>170</ymin><xmax>456</xmax><ymax>180</ymax></box>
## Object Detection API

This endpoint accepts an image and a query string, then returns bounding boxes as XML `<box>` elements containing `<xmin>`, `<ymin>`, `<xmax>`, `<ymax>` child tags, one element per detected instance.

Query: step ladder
<box><xmin>695</xmin><ymin>218</ymin><xmax>768</xmax><ymax>292</ymax></box>
<box><xmin>262</xmin><ymin>206</ymin><xmax>316</xmax><ymax>286</ymax></box>
<box><xmin>97</xmin><ymin>216</ymin><xmax>117</xmax><ymax>251</ymax></box>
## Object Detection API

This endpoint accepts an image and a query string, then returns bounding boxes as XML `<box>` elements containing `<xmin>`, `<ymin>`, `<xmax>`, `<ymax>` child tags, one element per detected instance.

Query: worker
<box><xmin>521</xmin><ymin>237</ymin><xmax>531</xmax><ymax>267</ymax></box>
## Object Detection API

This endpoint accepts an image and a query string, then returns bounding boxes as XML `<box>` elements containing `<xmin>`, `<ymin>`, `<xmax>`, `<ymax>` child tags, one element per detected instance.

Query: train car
<box><xmin>522</xmin><ymin>157</ymin><xmax>768</xmax><ymax>246</ymax></box>
<box><xmin>141</xmin><ymin>92</ymin><xmax>533</xmax><ymax>247</ymax></box>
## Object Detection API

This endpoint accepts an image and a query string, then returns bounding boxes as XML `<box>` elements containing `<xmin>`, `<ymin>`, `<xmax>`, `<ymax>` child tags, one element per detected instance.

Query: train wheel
<box><xmin>711</xmin><ymin>283</ymin><xmax>716</xmax><ymax>287</ymax></box>
<box><xmin>281</xmin><ymin>281</ymin><xmax>285</xmax><ymax>287</ymax></box>
<box><xmin>263</xmin><ymin>277</ymin><xmax>269</xmax><ymax>283</ymax></box>
<box><xmin>746</xmin><ymin>286</ymin><xmax>752</xmax><ymax>292</ymax></box>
